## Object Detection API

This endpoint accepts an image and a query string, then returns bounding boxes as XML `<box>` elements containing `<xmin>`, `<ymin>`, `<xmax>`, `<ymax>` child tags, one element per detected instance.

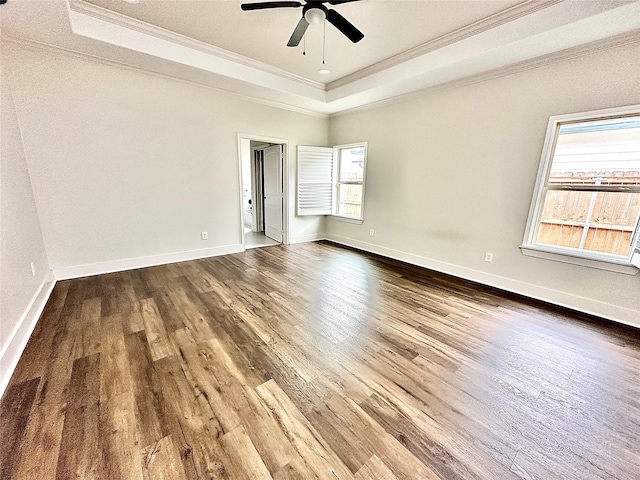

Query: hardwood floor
<box><xmin>1</xmin><ymin>241</ymin><xmax>639</xmax><ymax>479</ymax></box>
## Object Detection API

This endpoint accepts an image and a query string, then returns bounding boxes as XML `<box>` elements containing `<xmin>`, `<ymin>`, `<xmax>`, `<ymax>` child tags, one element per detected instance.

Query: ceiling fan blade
<box><xmin>241</xmin><ymin>1</ymin><xmax>302</xmax><ymax>11</ymax></box>
<box><xmin>287</xmin><ymin>17</ymin><xmax>309</xmax><ymax>47</ymax></box>
<box><xmin>328</xmin><ymin>0</ymin><xmax>361</xmax><ymax>4</ymax></box>
<box><xmin>326</xmin><ymin>8</ymin><xmax>364</xmax><ymax>43</ymax></box>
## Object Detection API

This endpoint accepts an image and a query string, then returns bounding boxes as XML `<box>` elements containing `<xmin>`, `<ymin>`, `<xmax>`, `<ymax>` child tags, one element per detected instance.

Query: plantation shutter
<box><xmin>297</xmin><ymin>146</ymin><xmax>334</xmax><ymax>216</ymax></box>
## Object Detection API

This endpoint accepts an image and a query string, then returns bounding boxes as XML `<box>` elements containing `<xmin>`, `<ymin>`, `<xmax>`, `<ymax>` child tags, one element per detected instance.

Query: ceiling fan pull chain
<box><xmin>322</xmin><ymin>20</ymin><xmax>326</xmax><ymax>65</ymax></box>
<box><xmin>303</xmin><ymin>33</ymin><xmax>306</xmax><ymax>56</ymax></box>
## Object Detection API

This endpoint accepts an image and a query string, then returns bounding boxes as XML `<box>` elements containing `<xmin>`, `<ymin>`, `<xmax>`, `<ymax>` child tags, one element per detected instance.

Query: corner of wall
<box><xmin>1</xmin><ymin>45</ymin><xmax>55</xmax><ymax>400</ymax></box>
<box><xmin>0</xmin><ymin>273</ymin><xmax>56</xmax><ymax>400</ymax></box>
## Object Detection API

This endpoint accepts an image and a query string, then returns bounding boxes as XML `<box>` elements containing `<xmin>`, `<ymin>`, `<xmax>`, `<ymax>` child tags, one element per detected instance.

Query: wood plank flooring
<box><xmin>2</xmin><ymin>241</ymin><xmax>640</xmax><ymax>479</ymax></box>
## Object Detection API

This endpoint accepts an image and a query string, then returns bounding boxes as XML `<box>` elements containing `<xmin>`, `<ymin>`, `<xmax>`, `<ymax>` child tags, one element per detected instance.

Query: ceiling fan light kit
<box><xmin>241</xmin><ymin>0</ymin><xmax>364</xmax><ymax>48</ymax></box>
<box><xmin>304</xmin><ymin>7</ymin><xmax>326</xmax><ymax>25</ymax></box>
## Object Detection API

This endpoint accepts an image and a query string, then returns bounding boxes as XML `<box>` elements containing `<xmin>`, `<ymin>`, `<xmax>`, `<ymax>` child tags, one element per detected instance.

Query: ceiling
<box><xmin>83</xmin><ymin>0</ymin><xmax>524</xmax><ymax>84</ymax></box>
<box><xmin>2</xmin><ymin>0</ymin><xmax>640</xmax><ymax>115</ymax></box>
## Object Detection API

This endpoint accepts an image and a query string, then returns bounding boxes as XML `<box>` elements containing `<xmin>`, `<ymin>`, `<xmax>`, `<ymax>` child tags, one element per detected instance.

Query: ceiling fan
<box><xmin>240</xmin><ymin>0</ymin><xmax>364</xmax><ymax>47</ymax></box>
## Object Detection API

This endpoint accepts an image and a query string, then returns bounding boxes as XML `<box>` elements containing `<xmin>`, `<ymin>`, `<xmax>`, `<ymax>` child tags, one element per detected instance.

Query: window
<box><xmin>297</xmin><ymin>142</ymin><xmax>368</xmax><ymax>222</ymax></box>
<box><xmin>336</xmin><ymin>144</ymin><xmax>366</xmax><ymax>219</ymax></box>
<box><xmin>522</xmin><ymin>105</ymin><xmax>640</xmax><ymax>273</ymax></box>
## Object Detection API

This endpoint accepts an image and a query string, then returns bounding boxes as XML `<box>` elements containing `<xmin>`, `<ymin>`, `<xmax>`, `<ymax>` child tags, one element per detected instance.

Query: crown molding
<box><xmin>69</xmin><ymin>0</ymin><xmax>562</xmax><ymax>95</ymax></box>
<box><xmin>1</xmin><ymin>34</ymin><xmax>329</xmax><ymax>119</ymax></box>
<box><xmin>327</xmin><ymin>0</ymin><xmax>563</xmax><ymax>90</ymax></box>
<box><xmin>68</xmin><ymin>0</ymin><xmax>326</xmax><ymax>91</ymax></box>
<box><xmin>330</xmin><ymin>30</ymin><xmax>640</xmax><ymax>118</ymax></box>
<box><xmin>5</xmin><ymin>0</ymin><xmax>638</xmax><ymax>116</ymax></box>
<box><xmin>5</xmin><ymin>26</ymin><xmax>637</xmax><ymax>120</ymax></box>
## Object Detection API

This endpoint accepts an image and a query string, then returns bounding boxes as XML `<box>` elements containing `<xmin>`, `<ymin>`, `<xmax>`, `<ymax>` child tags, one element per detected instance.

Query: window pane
<box><xmin>536</xmin><ymin>190</ymin><xmax>640</xmax><ymax>256</ymax></box>
<box><xmin>550</xmin><ymin>115</ymin><xmax>640</xmax><ymax>186</ymax></box>
<box><xmin>339</xmin><ymin>147</ymin><xmax>365</xmax><ymax>182</ymax></box>
<box><xmin>338</xmin><ymin>184</ymin><xmax>362</xmax><ymax>217</ymax></box>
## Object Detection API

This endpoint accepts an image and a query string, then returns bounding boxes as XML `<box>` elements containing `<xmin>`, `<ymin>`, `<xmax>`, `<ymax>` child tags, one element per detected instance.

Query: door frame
<box><xmin>237</xmin><ymin>133</ymin><xmax>290</xmax><ymax>248</ymax></box>
<box><xmin>250</xmin><ymin>144</ymin><xmax>265</xmax><ymax>234</ymax></box>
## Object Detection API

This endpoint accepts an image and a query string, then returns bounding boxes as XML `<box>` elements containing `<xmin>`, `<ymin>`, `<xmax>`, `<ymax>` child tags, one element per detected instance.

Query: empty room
<box><xmin>1</xmin><ymin>0</ymin><xmax>639</xmax><ymax>479</ymax></box>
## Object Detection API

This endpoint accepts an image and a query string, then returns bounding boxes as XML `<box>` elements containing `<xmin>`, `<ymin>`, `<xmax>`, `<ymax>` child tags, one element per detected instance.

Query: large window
<box><xmin>522</xmin><ymin>105</ymin><xmax>640</xmax><ymax>272</ymax></box>
<box><xmin>297</xmin><ymin>142</ymin><xmax>368</xmax><ymax>222</ymax></box>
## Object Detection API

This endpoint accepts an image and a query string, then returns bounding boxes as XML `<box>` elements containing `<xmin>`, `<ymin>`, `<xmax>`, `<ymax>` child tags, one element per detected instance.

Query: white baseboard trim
<box><xmin>53</xmin><ymin>244</ymin><xmax>244</xmax><ymax>280</ymax></box>
<box><xmin>289</xmin><ymin>233</ymin><xmax>327</xmax><ymax>245</ymax></box>
<box><xmin>325</xmin><ymin>234</ymin><xmax>640</xmax><ymax>329</ymax></box>
<box><xmin>0</xmin><ymin>273</ymin><xmax>56</xmax><ymax>400</ymax></box>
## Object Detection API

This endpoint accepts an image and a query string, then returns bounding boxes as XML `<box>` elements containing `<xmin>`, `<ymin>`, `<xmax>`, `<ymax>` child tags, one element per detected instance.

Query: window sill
<box><xmin>520</xmin><ymin>245</ymin><xmax>638</xmax><ymax>275</ymax></box>
<box><xmin>329</xmin><ymin>215</ymin><xmax>364</xmax><ymax>225</ymax></box>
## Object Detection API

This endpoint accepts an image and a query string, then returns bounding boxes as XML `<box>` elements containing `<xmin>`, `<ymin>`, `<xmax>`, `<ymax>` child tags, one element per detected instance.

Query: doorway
<box><xmin>238</xmin><ymin>134</ymin><xmax>289</xmax><ymax>249</ymax></box>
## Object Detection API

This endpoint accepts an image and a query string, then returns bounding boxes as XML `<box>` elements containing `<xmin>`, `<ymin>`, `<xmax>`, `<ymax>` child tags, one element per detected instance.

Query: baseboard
<box><xmin>325</xmin><ymin>234</ymin><xmax>640</xmax><ymax>329</ymax></box>
<box><xmin>0</xmin><ymin>272</ymin><xmax>56</xmax><ymax>400</ymax></box>
<box><xmin>289</xmin><ymin>233</ymin><xmax>327</xmax><ymax>245</ymax></box>
<box><xmin>53</xmin><ymin>244</ymin><xmax>244</xmax><ymax>280</ymax></box>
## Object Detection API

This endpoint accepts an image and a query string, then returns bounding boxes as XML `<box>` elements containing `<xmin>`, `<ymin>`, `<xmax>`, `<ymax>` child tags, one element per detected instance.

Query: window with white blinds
<box><xmin>297</xmin><ymin>143</ymin><xmax>368</xmax><ymax>220</ymax></box>
<box><xmin>297</xmin><ymin>146</ymin><xmax>334</xmax><ymax>216</ymax></box>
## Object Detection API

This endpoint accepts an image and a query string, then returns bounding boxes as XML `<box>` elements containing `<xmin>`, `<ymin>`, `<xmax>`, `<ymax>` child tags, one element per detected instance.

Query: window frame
<box><xmin>332</xmin><ymin>142</ymin><xmax>368</xmax><ymax>223</ymax></box>
<box><xmin>521</xmin><ymin>104</ymin><xmax>640</xmax><ymax>275</ymax></box>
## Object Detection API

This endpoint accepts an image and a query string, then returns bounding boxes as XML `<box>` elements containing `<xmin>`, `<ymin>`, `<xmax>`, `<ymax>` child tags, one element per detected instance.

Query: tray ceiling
<box><xmin>2</xmin><ymin>0</ymin><xmax>639</xmax><ymax>115</ymax></box>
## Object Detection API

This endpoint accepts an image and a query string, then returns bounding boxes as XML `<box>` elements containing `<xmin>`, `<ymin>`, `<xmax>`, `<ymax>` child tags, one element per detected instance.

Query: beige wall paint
<box><xmin>4</xmin><ymin>44</ymin><xmax>327</xmax><ymax>271</ymax></box>
<box><xmin>0</xmin><ymin>49</ymin><xmax>51</xmax><ymax>377</ymax></box>
<box><xmin>328</xmin><ymin>41</ymin><xmax>640</xmax><ymax>325</ymax></box>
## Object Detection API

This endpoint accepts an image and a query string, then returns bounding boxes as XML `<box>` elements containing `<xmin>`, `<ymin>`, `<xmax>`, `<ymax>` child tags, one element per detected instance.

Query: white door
<box><xmin>263</xmin><ymin>145</ymin><xmax>283</xmax><ymax>242</ymax></box>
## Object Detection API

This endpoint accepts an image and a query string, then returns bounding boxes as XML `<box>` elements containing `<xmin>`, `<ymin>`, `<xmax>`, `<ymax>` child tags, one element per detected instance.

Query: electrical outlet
<box><xmin>30</xmin><ymin>262</ymin><xmax>36</xmax><ymax>276</ymax></box>
<box><xmin>201</xmin><ymin>231</ymin><xmax>208</xmax><ymax>240</ymax></box>
<box><xmin>484</xmin><ymin>252</ymin><xmax>493</xmax><ymax>263</ymax></box>
<box><xmin>369</xmin><ymin>229</ymin><xmax>375</xmax><ymax>237</ymax></box>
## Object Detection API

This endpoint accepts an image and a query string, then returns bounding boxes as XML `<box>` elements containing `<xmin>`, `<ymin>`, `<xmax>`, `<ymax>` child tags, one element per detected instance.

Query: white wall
<box><xmin>328</xmin><ymin>41</ymin><xmax>640</xmax><ymax>327</ymax></box>
<box><xmin>0</xmin><ymin>47</ymin><xmax>53</xmax><ymax>397</ymax></box>
<box><xmin>4</xmin><ymin>43</ymin><xmax>327</xmax><ymax>277</ymax></box>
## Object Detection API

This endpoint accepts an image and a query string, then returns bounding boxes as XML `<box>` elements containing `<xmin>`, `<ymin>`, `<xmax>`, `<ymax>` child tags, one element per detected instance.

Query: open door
<box><xmin>263</xmin><ymin>144</ymin><xmax>283</xmax><ymax>242</ymax></box>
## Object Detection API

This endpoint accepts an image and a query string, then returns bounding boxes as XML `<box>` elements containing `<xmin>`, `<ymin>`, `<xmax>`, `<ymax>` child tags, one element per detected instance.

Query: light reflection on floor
<box><xmin>460</xmin><ymin>309</ymin><xmax>625</xmax><ymax>466</ymax></box>
<box><xmin>310</xmin><ymin>252</ymin><xmax>376</xmax><ymax>346</ymax></box>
